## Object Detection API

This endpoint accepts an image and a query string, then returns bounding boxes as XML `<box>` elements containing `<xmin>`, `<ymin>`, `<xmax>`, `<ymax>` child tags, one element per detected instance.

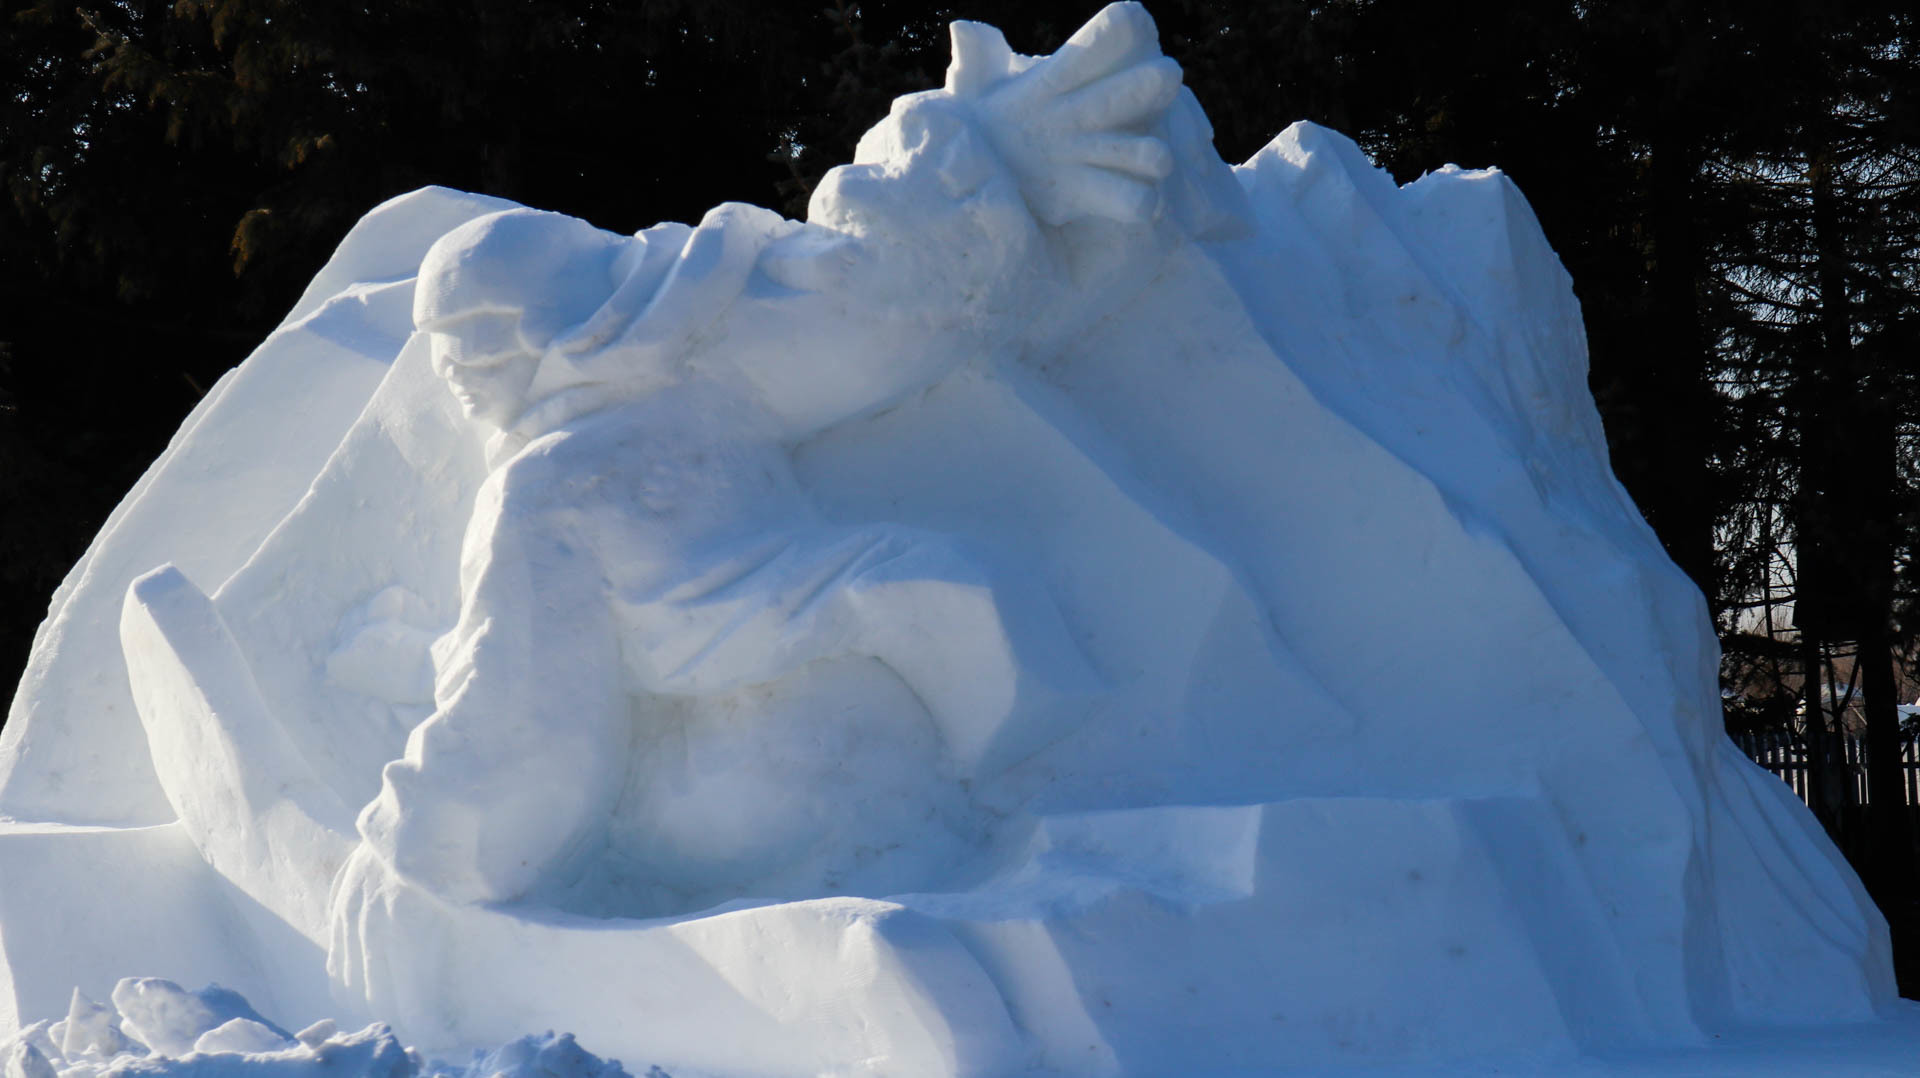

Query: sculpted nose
<box><xmin>428</xmin><ymin>333</ymin><xmax>469</xmax><ymax>379</ymax></box>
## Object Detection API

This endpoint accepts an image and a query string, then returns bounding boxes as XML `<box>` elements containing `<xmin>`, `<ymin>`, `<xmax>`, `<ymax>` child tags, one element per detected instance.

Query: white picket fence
<box><xmin>1732</xmin><ymin>728</ymin><xmax>1920</xmax><ymax>807</ymax></box>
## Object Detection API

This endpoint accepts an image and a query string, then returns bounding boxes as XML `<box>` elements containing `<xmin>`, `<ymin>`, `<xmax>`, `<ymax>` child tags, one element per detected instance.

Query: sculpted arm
<box><xmin>355</xmin><ymin>456</ymin><xmax>630</xmax><ymax>905</ymax></box>
<box><xmin>699</xmin><ymin>4</ymin><xmax>1188</xmax><ymax>436</ymax></box>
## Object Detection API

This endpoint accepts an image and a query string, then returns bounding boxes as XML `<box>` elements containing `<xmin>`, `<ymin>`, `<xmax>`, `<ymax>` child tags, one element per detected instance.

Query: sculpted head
<box><xmin>729</xmin><ymin>90</ymin><xmax>1041</xmax><ymax>439</ymax></box>
<box><xmin>415</xmin><ymin>209</ymin><xmax>634</xmax><ymax>431</ymax></box>
<box><xmin>422</xmin><ymin>311</ymin><xmax>539</xmax><ymax>428</ymax></box>
<box><xmin>807</xmin><ymin>91</ymin><xmax>1024</xmax><ymax>248</ymax></box>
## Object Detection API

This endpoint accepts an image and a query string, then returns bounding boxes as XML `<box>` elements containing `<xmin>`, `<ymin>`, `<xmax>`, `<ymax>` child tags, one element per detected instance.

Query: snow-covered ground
<box><xmin>3</xmin><ymin>981</ymin><xmax>636</xmax><ymax>1078</ymax></box>
<box><xmin>7</xmin><ymin>982</ymin><xmax>1917</xmax><ymax>1078</ymax></box>
<box><xmin>3</xmin><ymin>3</ymin><xmax>1917</xmax><ymax>1076</ymax></box>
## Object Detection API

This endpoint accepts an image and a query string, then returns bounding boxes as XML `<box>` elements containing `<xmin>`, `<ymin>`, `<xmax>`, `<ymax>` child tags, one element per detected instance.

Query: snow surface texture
<box><xmin>1</xmin><ymin>978</ymin><xmax>641</xmax><ymax>1078</ymax></box>
<box><xmin>1</xmin><ymin>3</ymin><xmax>1915</xmax><ymax>1076</ymax></box>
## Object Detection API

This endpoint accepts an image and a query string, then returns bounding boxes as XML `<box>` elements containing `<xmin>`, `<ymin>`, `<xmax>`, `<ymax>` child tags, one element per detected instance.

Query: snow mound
<box><xmin>1</xmin><ymin>984</ymin><xmax>636</xmax><ymax>1078</ymax></box>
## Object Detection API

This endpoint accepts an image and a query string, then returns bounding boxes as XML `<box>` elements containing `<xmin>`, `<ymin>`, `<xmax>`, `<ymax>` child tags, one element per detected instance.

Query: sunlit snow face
<box><xmin>808</xmin><ymin>92</ymin><xmax>1004</xmax><ymax>242</ymax></box>
<box><xmin>428</xmin><ymin>312</ymin><xmax>541</xmax><ymax>430</ymax></box>
<box><xmin>762</xmin><ymin>93</ymin><xmax>1028</xmax><ymax>437</ymax></box>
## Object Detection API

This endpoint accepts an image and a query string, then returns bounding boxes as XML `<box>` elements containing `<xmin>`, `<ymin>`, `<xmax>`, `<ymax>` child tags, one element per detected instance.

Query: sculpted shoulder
<box><xmin>485</xmin><ymin>393</ymin><xmax>780</xmax><ymax>529</ymax></box>
<box><xmin>483</xmin><ymin>420</ymin><xmax>621</xmax><ymax>518</ymax></box>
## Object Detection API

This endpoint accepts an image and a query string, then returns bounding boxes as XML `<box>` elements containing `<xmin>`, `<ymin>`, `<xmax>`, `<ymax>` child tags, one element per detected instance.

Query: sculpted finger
<box><xmin>1030</xmin><ymin>165</ymin><xmax>1161</xmax><ymax>226</ymax></box>
<box><xmin>1068</xmin><ymin>132</ymin><xmax>1175</xmax><ymax>181</ymax></box>
<box><xmin>1033</xmin><ymin>1</ymin><xmax>1160</xmax><ymax>96</ymax></box>
<box><xmin>1051</xmin><ymin>57</ymin><xmax>1183</xmax><ymax>133</ymax></box>
<box><xmin>946</xmin><ymin>20</ymin><xmax>1016</xmax><ymax>97</ymax></box>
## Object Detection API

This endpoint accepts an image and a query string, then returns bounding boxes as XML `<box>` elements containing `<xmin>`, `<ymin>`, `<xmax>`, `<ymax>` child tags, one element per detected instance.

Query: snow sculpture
<box><xmin>0</xmin><ymin>4</ymin><xmax>1907</xmax><ymax>1077</ymax></box>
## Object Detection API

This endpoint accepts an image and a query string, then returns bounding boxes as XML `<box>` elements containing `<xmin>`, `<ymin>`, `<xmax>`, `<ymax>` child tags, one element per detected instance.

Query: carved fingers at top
<box><xmin>948</xmin><ymin>2</ymin><xmax>1183</xmax><ymax>227</ymax></box>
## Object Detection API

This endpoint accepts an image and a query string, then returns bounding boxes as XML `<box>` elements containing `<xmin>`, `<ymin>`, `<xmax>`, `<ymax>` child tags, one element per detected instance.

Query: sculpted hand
<box><xmin>949</xmin><ymin>2</ymin><xmax>1182</xmax><ymax>226</ymax></box>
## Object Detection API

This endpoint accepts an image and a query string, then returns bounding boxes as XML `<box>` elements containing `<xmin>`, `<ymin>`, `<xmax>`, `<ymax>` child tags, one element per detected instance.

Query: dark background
<box><xmin>6</xmin><ymin>0</ymin><xmax>1919</xmax><ymax>990</ymax></box>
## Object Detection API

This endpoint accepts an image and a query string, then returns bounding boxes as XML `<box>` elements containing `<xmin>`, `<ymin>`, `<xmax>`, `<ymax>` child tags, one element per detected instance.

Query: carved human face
<box><xmin>811</xmin><ymin>93</ymin><xmax>1004</xmax><ymax>242</ymax></box>
<box><xmin>428</xmin><ymin>312</ymin><xmax>541</xmax><ymax>430</ymax></box>
<box><xmin>749</xmin><ymin>93</ymin><xmax>1032</xmax><ymax>437</ymax></box>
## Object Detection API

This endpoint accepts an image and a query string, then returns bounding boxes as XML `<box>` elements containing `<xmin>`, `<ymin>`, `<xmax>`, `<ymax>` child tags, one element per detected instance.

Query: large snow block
<box><xmin>122</xmin><ymin>565</ymin><xmax>355</xmax><ymax>945</ymax></box>
<box><xmin>0</xmin><ymin>188</ymin><xmax>516</xmax><ymax>829</ymax></box>
<box><xmin>0</xmin><ymin>4</ymin><xmax>1906</xmax><ymax>1073</ymax></box>
<box><xmin>331</xmin><ymin>880</ymin><xmax>1021</xmax><ymax>1078</ymax></box>
<box><xmin>1705</xmin><ymin>739</ymin><xmax>1895</xmax><ymax>1020</ymax></box>
<box><xmin>908</xmin><ymin>797</ymin><xmax>1672</xmax><ymax>1075</ymax></box>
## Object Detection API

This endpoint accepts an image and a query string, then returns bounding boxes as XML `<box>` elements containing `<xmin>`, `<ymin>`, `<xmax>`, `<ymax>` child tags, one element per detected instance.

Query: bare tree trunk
<box><xmin>1862</xmin><ymin>625</ymin><xmax>1913</xmax><ymax>903</ymax></box>
<box><xmin>1644</xmin><ymin>122</ymin><xmax>1718</xmax><ymax>596</ymax></box>
<box><xmin>1802</xmin><ymin>632</ymin><xmax>1834</xmax><ymax>830</ymax></box>
<box><xmin>1808</xmin><ymin>145</ymin><xmax>1912</xmax><ymax>933</ymax></box>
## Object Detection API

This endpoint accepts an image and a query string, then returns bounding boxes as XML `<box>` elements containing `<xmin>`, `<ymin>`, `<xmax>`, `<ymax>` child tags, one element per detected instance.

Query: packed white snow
<box><xmin>0</xmin><ymin>981</ymin><xmax>641</xmax><ymax>1078</ymax></box>
<box><xmin>2</xmin><ymin>3</ymin><xmax>1917</xmax><ymax>1077</ymax></box>
<box><xmin>5</xmin><ymin>981</ymin><xmax>1919</xmax><ymax>1078</ymax></box>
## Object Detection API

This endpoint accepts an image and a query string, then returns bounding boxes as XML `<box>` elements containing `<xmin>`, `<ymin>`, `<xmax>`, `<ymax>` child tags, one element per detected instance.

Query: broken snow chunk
<box><xmin>58</xmin><ymin>990</ymin><xmax>134</xmax><ymax>1059</ymax></box>
<box><xmin>293</xmin><ymin>1020</ymin><xmax>338</xmax><ymax>1050</ymax></box>
<box><xmin>2</xmin><ymin>1041</ymin><xmax>57</xmax><ymax>1078</ymax></box>
<box><xmin>457</xmin><ymin>1032</ymin><xmax>629</xmax><ymax>1078</ymax></box>
<box><xmin>192</xmin><ymin>1018</ymin><xmax>295</xmax><ymax>1056</ymax></box>
<box><xmin>111</xmin><ymin>979</ymin><xmax>290</xmax><ymax>1059</ymax></box>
